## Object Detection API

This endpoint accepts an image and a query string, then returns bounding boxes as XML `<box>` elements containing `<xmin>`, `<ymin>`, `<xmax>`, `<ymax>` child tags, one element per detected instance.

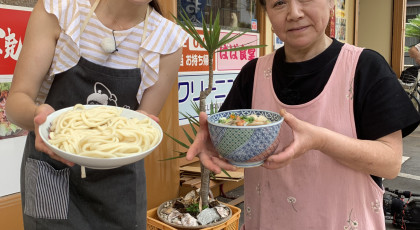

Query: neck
<box><xmin>284</xmin><ymin>35</ymin><xmax>333</xmax><ymax>62</ymax></box>
<box><xmin>94</xmin><ymin>0</ymin><xmax>150</xmax><ymax>31</ymax></box>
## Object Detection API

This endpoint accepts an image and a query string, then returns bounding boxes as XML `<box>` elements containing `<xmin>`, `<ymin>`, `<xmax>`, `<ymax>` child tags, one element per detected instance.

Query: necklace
<box><xmin>101</xmin><ymin>30</ymin><xmax>118</xmax><ymax>53</ymax></box>
<box><xmin>99</xmin><ymin>0</ymin><xmax>148</xmax><ymax>53</ymax></box>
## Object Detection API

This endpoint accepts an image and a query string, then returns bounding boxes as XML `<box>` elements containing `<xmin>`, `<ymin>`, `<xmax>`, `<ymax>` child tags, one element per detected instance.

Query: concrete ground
<box><xmin>217</xmin><ymin>125</ymin><xmax>420</xmax><ymax>230</ymax></box>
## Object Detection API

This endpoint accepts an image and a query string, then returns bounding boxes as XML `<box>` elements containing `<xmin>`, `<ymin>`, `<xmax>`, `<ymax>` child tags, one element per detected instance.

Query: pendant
<box><xmin>101</xmin><ymin>36</ymin><xmax>117</xmax><ymax>53</ymax></box>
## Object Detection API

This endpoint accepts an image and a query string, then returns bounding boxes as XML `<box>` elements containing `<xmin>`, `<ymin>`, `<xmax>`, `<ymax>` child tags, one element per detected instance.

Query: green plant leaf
<box><xmin>173</xmin><ymin>10</ymin><xmax>207</xmax><ymax>50</ymax></box>
<box><xmin>190</xmin><ymin>101</ymin><xmax>200</xmax><ymax>115</ymax></box>
<box><xmin>181</xmin><ymin>127</ymin><xmax>195</xmax><ymax>145</ymax></box>
<box><xmin>211</xmin><ymin>11</ymin><xmax>222</xmax><ymax>50</ymax></box>
<box><xmin>202</xmin><ymin>23</ymin><xmax>211</xmax><ymax>50</ymax></box>
<box><xmin>159</xmin><ymin>151</ymin><xmax>187</xmax><ymax>161</ymax></box>
<box><xmin>164</xmin><ymin>132</ymin><xmax>190</xmax><ymax>149</ymax></box>
<box><xmin>221</xmin><ymin>169</ymin><xmax>231</xmax><ymax>178</ymax></box>
<box><xmin>218</xmin><ymin>30</ymin><xmax>243</xmax><ymax>46</ymax></box>
<box><xmin>179</xmin><ymin>111</ymin><xmax>199</xmax><ymax>127</ymax></box>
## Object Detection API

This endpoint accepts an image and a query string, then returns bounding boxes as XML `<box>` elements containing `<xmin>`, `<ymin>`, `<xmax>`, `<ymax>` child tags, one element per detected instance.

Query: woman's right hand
<box><xmin>34</xmin><ymin>104</ymin><xmax>75</xmax><ymax>167</ymax></box>
<box><xmin>186</xmin><ymin>112</ymin><xmax>237</xmax><ymax>174</ymax></box>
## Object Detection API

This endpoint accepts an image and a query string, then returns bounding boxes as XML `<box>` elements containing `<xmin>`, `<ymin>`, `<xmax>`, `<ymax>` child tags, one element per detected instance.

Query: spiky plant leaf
<box><xmin>159</xmin><ymin>151</ymin><xmax>187</xmax><ymax>161</ymax></box>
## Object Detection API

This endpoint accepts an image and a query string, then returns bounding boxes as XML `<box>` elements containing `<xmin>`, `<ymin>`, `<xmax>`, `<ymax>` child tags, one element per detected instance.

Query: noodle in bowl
<box><xmin>39</xmin><ymin>104</ymin><xmax>163</xmax><ymax>169</ymax></box>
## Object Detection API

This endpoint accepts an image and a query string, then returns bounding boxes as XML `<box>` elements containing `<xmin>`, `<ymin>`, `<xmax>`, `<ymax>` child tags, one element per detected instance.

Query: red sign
<box><xmin>179</xmin><ymin>30</ymin><xmax>216</xmax><ymax>72</ymax></box>
<box><xmin>0</xmin><ymin>6</ymin><xmax>32</xmax><ymax>75</ymax></box>
<box><xmin>179</xmin><ymin>28</ymin><xmax>260</xmax><ymax>73</ymax></box>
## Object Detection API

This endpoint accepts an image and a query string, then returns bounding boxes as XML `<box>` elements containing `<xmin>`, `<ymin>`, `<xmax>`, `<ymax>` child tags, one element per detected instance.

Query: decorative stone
<box><xmin>209</xmin><ymin>200</ymin><xmax>220</xmax><ymax>208</ymax></box>
<box><xmin>181</xmin><ymin>213</ymin><xmax>199</xmax><ymax>227</ymax></box>
<box><xmin>173</xmin><ymin>200</ymin><xmax>185</xmax><ymax>209</ymax></box>
<box><xmin>215</xmin><ymin>206</ymin><xmax>229</xmax><ymax>218</ymax></box>
<box><xmin>197</xmin><ymin>208</ymin><xmax>220</xmax><ymax>225</ymax></box>
<box><xmin>162</xmin><ymin>207</ymin><xmax>174</xmax><ymax>215</ymax></box>
<box><xmin>168</xmin><ymin>209</ymin><xmax>182</xmax><ymax>224</ymax></box>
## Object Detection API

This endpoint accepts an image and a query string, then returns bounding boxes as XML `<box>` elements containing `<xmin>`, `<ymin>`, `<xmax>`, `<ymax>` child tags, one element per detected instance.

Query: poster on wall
<box><xmin>335</xmin><ymin>0</ymin><xmax>346</xmax><ymax>42</ymax></box>
<box><xmin>0</xmin><ymin>5</ymin><xmax>32</xmax><ymax>140</ymax></box>
<box><xmin>178</xmin><ymin>29</ymin><xmax>260</xmax><ymax>125</ymax></box>
<box><xmin>179</xmin><ymin>0</ymin><xmax>206</xmax><ymax>24</ymax></box>
<box><xmin>0</xmin><ymin>76</ymin><xmax>28</xmax><ymax>139</ymax></box>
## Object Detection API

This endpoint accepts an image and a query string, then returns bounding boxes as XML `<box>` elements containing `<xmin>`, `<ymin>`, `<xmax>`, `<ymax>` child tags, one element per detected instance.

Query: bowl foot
<box><xmin>228</xmin><ymin>160</ymin><xmax>264</xmax><ymax>168</ymax></box>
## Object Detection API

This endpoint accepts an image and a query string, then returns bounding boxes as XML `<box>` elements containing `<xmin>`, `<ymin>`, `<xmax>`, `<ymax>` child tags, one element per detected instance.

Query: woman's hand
<box><xmin>34</xmin><ymin>104</ymin><xmax>74</xmax><ymax>167</ymax></box>
<box><xmin>187</xmin><ymin>112</ymin><xmax>237</xmax><ymax>174</ymax></box>
<box><xmin>137</xmin><ymin>109</ymin><xmax>160</xmax><ymax>123</ymax></box>
<box><xmin>263</xmin><ymin>109</ymin><xmax>323</xmax><ymax>169</ymax></box>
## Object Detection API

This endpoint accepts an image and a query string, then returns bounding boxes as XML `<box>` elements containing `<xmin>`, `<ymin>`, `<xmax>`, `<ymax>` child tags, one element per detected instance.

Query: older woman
<box><xmin>187</xmin><ymin>0</ymin><xmax>420</xmax><ymax>229</ymax></box>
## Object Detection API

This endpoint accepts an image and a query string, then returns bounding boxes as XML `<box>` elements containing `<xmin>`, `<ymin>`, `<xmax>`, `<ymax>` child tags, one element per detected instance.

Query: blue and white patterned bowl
<box><xmin>207</xmin><ymin>109</ymin><xmax>283</xmax><ymax>168</ymax></box>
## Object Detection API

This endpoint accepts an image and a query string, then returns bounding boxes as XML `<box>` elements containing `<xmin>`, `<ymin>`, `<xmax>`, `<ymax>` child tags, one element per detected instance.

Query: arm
<box><xmin>264</xmin><ymin>110</ymin><xmax>402</xmax><ymax>179</ymax></box>
<box><xmin>6</xmin><ymin>0</ymin><xmax>60</xmax><ymax>131</ymax></box>
<box><xmin>137</xmin><ymin>48</ymin><xmax>182</xmax><ymax>118</ymax></box>
<box><xmin>408</xmin><ymin>45</ymin><xmax>420</xmax><ymax>65</ymax></box>
<box><xmin>5</xmin><ymin>1</ymin><xmax>73</xmax><ymax>166</ymax></box>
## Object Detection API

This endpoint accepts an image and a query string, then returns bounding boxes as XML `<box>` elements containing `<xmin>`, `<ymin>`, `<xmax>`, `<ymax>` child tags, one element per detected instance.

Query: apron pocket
<box><xmin>24</xmin><ymin>158</ymin><xmax>70</xmax><ymax>219</ymax></box>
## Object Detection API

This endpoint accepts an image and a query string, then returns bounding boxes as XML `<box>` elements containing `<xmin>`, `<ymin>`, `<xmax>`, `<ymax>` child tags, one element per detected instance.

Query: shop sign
<box><xmin>0</xmin><ymin>5</ymin><xmax>31</xmax><ymax>75</ymax></box>
<box><xmin>179</xmin><ymin>0</ymin><xmax>206</xmax><ymax>24</ymax></box>
<box><xmin>178</xmin><ymin>29</ymin><xmax>260</xmax><ymax>125</ymax></box>
<box><xmin>180</xmin><ymin>28</ymin><xmax>260</xmax><ymax>73</ymax></box>
<box><xmin>216</xmin><ymin>31</ymin><xmax>259</xmax><ymax>71</ymax></box>
<box><xmin>251</xmin><ymin>19</ymin><xmax>258</xmax><ymax>31</ymax></box>
<box><xmin>0</xmin><ymin>5</ymin><xmax>31</xmax><ymax>140</ymax></box>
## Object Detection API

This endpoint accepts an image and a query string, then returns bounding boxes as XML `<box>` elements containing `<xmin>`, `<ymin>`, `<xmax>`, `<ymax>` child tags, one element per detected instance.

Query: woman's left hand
<box><xmin>137</xmin><ymin>110</ymin><xmax>160</xmax><ymax>123</ymax></box>
<box><xmin>262</xmin><ymin>109</ymin><xmax>324</xmax><ymax>169</ymax></box>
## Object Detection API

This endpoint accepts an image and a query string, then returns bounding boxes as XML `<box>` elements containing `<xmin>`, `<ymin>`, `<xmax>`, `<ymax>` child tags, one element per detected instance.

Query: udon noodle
<box><xmin>48</xmin><ymin>104</ymin><xmax>160</xmax><ymax>158</ymax></box>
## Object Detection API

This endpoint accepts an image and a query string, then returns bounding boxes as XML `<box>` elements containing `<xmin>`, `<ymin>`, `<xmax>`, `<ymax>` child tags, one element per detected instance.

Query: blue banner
<box><xmin>180</xmin><ymin>0</ymin><xmax>206</xmax><ymax>24</ymax></box>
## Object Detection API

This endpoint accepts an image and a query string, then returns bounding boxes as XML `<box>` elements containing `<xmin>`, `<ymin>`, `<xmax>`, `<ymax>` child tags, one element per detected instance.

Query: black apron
<box><xmin>20</xmin><ymin>56</ymin><xmax>147</xmax><ymax>230</ymax></box>
<box><xmin>20</xmin><ymin>1</ymin><xmax>152</xmax><ymax>228</ymax></box>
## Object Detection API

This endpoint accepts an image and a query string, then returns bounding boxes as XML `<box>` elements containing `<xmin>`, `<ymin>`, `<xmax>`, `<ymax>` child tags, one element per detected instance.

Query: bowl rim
<box><xmin>38</xmin><ymin>105</ymin><xmax>163</xmax><ymax>163</ymax></box>
<box><xmin>207</xmin><ymin>109</ymin><xmax>284</xmax><ymax>129</ymax></box>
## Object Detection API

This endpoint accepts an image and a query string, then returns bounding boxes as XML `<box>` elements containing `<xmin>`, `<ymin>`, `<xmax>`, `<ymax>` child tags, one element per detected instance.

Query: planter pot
<box><xmin>147</xmin><ymin>203</ymin><xmax>241</xmax><ymax>230</ymax></box>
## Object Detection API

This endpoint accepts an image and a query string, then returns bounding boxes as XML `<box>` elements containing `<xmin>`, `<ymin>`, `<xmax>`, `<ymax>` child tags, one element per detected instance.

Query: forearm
<box><xmin>138</xmin><ymin>48</ymin><xmax>182</xmax><ymax>115</ymax></box>
<box><xmin>317</xmin><ymin>127</ymin><xmax>402</xmax><ymax>179</ymax></box>
<box><xmin>5</xmin><ymin>92</ymin><xmax>38</xmax><ymax>131</ymax></box>
<box><xmin>5</xmin><ymin>1</ymin><xmax>60</xmax><ymax>131</ymax></box>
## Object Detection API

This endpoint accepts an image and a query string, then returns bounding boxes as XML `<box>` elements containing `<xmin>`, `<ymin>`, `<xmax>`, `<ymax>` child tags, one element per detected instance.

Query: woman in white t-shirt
<box><xmin>5</xmin><ymin>0</ymin><xmax>187</xmax><ymax>229</ymax></box>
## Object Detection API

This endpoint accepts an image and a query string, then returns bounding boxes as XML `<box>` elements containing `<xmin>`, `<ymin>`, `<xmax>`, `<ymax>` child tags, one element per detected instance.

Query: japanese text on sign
<box><xmin>0</xmin><ymin>6</ymin><xmax>31</xmax><ymax>75</ymax></box>
<box><xmin>179</xmin><ymin>29</ymin><xmax>260</xmax><ymax>72</ymax></box>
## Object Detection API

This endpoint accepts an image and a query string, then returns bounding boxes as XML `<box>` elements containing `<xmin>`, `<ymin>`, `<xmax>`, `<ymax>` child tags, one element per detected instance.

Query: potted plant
<box><xmin>147</xmin><ymin>9</ymin><xmax>265</xmax><ymax>229</ymax></box>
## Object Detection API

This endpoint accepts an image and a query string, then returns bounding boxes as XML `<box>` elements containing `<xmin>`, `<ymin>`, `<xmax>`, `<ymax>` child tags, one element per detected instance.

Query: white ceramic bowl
<box><xmin>39</xmin><ymin>105</ymin><xmax>163</xmax><ymax>169</ymax></box>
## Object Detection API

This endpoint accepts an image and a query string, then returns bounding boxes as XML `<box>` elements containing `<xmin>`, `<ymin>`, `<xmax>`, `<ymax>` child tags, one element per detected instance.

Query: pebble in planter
<box><xmin>158</xmin><ymin>190</ymin><xmax>231</xmax><ymax>228</ymax></box>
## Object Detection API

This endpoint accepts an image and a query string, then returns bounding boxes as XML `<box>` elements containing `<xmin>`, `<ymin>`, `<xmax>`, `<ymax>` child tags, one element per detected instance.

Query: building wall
<box><xmin>0</xmin><ymin>0</ymin><xmax>35</xmax><ymax>7</ymax></box>
<box><xmin>358</xmin><ymin>0</ymin><xmax>393</xmax><ymax>62</ymax></box>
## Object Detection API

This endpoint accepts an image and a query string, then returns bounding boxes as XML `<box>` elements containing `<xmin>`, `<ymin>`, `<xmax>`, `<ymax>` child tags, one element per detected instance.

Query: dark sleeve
<box><xmin>219</xmin><ymin>58</ymin><xmax>258</xmax><ymax>111</ymax></box>
<box><xmin>354</xmin><ymin>49</ymin><xmax>420</xmax><ymax>140</ymax></box>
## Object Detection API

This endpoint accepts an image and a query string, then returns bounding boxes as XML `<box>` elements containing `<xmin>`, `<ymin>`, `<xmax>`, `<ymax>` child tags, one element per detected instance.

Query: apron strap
<box><xmin>81</xmin><ymin>0</ymin><xmax>100</xmax><ymax>34</ymax></box>
<box><xmin>137</xmin><ymin>6</ymin><xmax>150</xmax><ymax>68</ymax></box>
<box><xmin>80</xmin><ymin>0</ymin><xmax>150</xmax><ymax>68</ymax></box>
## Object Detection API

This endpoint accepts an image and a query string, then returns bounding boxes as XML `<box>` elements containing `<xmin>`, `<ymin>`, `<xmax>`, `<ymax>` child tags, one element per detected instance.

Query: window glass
<box><xmin>177</xmin><ymin>0</ymin><xmax>258</xmax><ymax>32</ymax></box>
<box><xmin>405</xmin><ymin>2</ymin><xmax>420</xmax><ymax>66</ymax></box>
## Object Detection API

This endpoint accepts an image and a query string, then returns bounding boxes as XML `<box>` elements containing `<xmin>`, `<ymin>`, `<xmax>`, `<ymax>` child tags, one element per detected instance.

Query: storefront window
<box><xmin>405</xmin><ymin>1</ymin><xmax>420</xmax><ymax>67</ymax></box>
<box><xmin>177</xmin><ymin>0</ymin><xmax>258</xmax><ymax>32</ymax></box>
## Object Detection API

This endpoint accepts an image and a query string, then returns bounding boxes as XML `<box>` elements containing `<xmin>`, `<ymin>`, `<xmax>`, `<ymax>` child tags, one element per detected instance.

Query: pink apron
<box><xmin>242</xmin><ymin>44</ymin><xmax>385</xmax><ymax>230</ymax></box>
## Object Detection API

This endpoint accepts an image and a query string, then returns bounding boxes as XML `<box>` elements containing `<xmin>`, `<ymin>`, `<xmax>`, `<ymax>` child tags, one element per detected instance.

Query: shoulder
<box><xmin>353</xmin><ymin>49</ymin><xmax>420</xmax><ymax>139</ymax></box>
<box><xmin>143</xmin><ymin>9</ymin><xmax>188</xmax><ymax>54</ymax></box>
<box><xmin>43</xmin><ymin>0</ymin><xmax>82</xmax><ymax>31</ymax></box>
<box><xmin>356</xmin><ymin>49</ymin><xmax>396</xmax><ymax>82</ymax></box>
